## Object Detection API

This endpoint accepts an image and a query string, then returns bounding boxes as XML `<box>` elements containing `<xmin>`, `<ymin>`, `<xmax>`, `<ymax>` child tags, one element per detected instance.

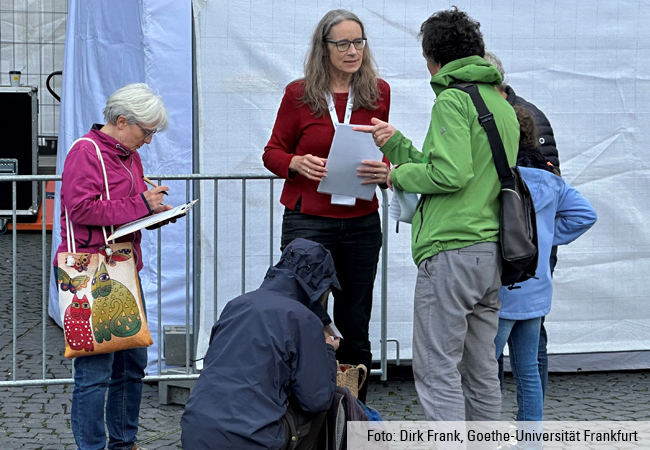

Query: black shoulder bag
<box><xmin>450</xmin><ymin>83</ymin><xmax>538</xmax><ymax>287</ymax></box>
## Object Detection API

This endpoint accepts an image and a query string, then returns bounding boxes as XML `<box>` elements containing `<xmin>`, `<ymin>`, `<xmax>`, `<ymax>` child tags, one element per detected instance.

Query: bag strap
<box><xmin>450</xmin><ymin>83</ymin><xmax>514</xmax><ymax>183</ymax></box>
<box><xmin>65</xmin><ymin>207</ymin><xmax>75</xmax><ymax>253</ymax></box>
<box><xmin>64</xmin><ymin>138</ymin><xmax>115</xmax><ymax>253</ymax></box>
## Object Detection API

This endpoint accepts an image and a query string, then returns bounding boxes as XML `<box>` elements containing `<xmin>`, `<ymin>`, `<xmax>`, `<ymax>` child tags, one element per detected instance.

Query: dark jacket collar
<box><xmin>504</xmin><ymin>85</ymin><xmax>517</xmax><ymax>106</ymax></box>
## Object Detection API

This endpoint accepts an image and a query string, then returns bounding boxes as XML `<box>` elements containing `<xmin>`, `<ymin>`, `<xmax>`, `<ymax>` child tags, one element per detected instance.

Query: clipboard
<box><xmin>107</xmin><ymin>199</ymin><xmax>198</xmax><ymax>241</ymax></box>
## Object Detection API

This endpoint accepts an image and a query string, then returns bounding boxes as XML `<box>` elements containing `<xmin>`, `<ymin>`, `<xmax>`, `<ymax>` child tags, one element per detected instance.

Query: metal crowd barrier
<box><xmin>0</xmin><ymin>173</ymin><xmax>394</xmax><ymax>388</ymax></box>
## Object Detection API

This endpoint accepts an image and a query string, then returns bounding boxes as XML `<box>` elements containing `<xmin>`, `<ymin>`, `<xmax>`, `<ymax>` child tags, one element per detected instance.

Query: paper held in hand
<box><xmin>107</xmin><ymin>199</ymin><xmax>198</xmax><ymax>241</ymax></box>
<box><xmin>317</xmin><ymin>123</ymin><xmax>383</xmax><ymax>201</ymax></box>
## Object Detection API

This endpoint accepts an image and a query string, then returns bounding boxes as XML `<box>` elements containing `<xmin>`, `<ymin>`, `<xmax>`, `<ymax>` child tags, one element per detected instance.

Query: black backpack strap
<box><xmin>450</xmin><ymin>83</ymin><xmax>513</xmax><ymax>182</ymax></box>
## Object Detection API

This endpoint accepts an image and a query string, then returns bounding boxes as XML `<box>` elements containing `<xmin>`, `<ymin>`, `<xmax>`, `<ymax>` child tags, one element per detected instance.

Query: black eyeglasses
<box><xmin>325</xmin><ymin>38</ymin><xmax>367</xmax><ymax>52</ymax></box>
<box><xmin>136</xmin><ymin>123</ymin><xmax>157</xmax><ymax>139</ymax></box>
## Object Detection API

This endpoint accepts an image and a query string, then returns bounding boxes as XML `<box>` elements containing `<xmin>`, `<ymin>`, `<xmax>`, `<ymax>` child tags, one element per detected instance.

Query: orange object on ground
<box><xmin>8</xmin><ymin>181</ymin><xmax>55</xmax><ymax>231</ymax></box>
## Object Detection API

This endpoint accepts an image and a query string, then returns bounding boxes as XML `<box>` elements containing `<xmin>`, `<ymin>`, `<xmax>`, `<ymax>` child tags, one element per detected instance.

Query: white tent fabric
<box><xmin>49</xmin><ymin>0</ymin><xmax>192</xmax><ymax>375</ymax></box>
<box><xmin>193</xmin><ymin>0</ymin><xmax>650</xmax><ymax>369</ymax></box>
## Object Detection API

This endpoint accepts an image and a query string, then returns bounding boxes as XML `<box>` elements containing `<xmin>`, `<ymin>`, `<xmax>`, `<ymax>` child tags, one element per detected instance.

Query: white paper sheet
<box><xmin>317</xmin><ymin>124</ymin><xmax>383</xmax><ymax>201</ymax></box>
<box><xmin>107</xmin><ymin>200</ymin><xmax>197</xmax><ymax>241</ymax></box>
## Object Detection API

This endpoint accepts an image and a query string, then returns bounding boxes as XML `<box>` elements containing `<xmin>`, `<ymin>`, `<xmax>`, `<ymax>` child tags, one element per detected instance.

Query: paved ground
<box><xmin>2</xmin><ymin>232</ymin><xmax>650</xmax><ymax>449</ymax></box>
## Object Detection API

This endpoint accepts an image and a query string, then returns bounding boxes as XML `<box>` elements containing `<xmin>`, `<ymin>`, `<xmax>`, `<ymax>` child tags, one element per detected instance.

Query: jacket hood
<box><xmin>261</xmin><ymin>238</ymin><xmax>340</xmax><ymax>325</ymax></box>
<box><xmin>430</xmin><ymin>55</ymin><xmax>502</xmax><ymax>95</ymax></box>
<box><xmin>518</xmin><ymin>167</ymin><xmax>563</xmax><ymax>212</ymax></box>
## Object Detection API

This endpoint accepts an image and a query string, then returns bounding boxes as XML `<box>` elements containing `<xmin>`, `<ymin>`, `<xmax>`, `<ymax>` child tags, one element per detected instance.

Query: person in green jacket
<box><xmin>356</xmin><ymin>7</ymin><xmax>519</xmax><ymax>421</ymax></box>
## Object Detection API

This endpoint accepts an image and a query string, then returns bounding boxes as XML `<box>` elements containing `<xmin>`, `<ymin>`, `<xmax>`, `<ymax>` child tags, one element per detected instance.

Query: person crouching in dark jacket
<box><xmin>181</xmin><ymin>238</ymin><xmax>340</xmax><ymax>450</ymax></box>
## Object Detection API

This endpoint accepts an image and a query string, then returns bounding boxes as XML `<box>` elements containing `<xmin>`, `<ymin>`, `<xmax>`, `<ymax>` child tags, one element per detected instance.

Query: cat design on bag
<box><xmin>64</xmin><ymin>294</ymin><xmax>94</xmax><ymax>352</ymax></box>
<box><xmin>91</xmin><ymin>262</ymin><xmax>142</xmax><ymax>343</ymax></box>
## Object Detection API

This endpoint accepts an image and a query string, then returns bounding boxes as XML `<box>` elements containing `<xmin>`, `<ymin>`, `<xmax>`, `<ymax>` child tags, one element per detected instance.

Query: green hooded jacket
<box><xmin>381</xmin><ymin>56</ymin><xmax>520</xmax><ymax>266</ymax></box>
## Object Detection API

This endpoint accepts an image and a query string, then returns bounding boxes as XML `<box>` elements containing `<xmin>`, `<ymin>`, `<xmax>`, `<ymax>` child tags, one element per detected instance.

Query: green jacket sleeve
<box><xmin>380</xmin><ymin>131</ymin><xmax>425</xmax><ymax>165</ymax></box>
<box><xmin>389</xmin><ymin>98</ymin><xmax>475</xmax><ymax>195</ymax></box>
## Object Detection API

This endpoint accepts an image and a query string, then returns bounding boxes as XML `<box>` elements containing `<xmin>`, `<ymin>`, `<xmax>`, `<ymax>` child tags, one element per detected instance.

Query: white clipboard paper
<box><xmin>107</xmin><ymin>199</ymin><xmax>198</xmax><ymax>241</ymax></box>
<box><xmin>317</xmin><ymin>124</ymin><xmax>384</xmax><ymax>201</ymax></box>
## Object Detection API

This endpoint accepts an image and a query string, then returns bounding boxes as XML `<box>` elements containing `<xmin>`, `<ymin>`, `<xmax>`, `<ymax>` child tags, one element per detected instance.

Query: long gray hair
<box><xmin>299</xmin><ymin>9</ymin><xmax>380</xmax><ymax>117</ymax></box>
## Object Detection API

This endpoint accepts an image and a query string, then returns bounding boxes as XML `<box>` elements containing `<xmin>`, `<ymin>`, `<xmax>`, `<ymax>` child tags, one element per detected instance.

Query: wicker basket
<box><xmin>336</xmin><ymin>363</ymin><xmax>368</xmax><ymax>399</ymax></box>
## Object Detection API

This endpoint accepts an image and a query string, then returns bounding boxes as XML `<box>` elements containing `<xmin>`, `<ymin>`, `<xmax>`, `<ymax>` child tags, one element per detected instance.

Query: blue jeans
<box><xmin>501</xmin><ymin>318</ymin><xmax>549</xmax><ymax>398</ymax></box>
<box><xmin>498</xmin><ymin>246</ymin><xmax>556</xmax><ymax>399</ymax></box>
<box><xmin>536</xmin><ymin>317</ymin><xmax>548</xmax><ymax>398</ymax></box>
<box><xmin>495</xmin><ymin>317</ymin><xmax>543</xmax><ymax>421</ymax></box>
<box><xmin>71</xmin><ymin>288</ymin><xmax>148</xmax><ymax>450</ymax></box>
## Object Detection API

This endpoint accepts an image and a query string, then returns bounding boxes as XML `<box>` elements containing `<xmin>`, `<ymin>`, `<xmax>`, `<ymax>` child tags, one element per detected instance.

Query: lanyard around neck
<box><xmin>325</xmin><ymin>86</ymin><xmax>357</xmax><ymax>206</ymax></box>
<box><xmin>326</xmin><ymin>86</ymin><xmax>354</xmax><ymax>130</ymax></box>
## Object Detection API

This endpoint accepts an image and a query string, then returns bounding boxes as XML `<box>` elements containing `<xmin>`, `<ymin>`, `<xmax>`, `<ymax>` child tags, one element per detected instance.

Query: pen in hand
<box><xmin>143</xmin><ymin>176</ymin><xmax>169</xmax><ymax>195</ymax></box>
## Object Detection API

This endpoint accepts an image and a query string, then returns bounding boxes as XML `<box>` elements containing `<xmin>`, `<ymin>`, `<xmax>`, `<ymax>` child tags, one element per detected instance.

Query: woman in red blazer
<box><xmin>263</xmin><ymin>9</ymin><xmax>390</xmax><ymax>403</ymax></box>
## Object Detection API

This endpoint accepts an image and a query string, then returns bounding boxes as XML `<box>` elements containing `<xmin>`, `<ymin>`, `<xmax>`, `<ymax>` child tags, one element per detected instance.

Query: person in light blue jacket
<box><xmin>495</xmin><ymin>107</ymin><xmax>597</xmax><ymax>422</ymax></box>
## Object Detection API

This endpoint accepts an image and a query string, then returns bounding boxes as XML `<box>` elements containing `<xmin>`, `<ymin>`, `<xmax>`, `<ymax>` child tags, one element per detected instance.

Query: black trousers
<box><xmin>281</xmin><ymin>206</ymin><xmax>382</xmax><ymax>402</ymax></box>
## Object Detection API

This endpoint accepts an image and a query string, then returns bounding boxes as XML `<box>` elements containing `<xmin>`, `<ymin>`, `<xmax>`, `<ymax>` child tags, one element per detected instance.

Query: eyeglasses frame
<box><xmin>324</xmin><ymin>37</ymin><xmax>367</xmax><ymax>52</ymax></box>
<box><xmin>135</xmin><ymin>123</ymin><xmax>157</xmax><ymax>139</ymax></box>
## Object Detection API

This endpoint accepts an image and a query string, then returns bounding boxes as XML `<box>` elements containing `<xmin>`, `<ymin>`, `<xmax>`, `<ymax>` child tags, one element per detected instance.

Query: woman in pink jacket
<box><xmin>56</xmin><ymin>83</ymin><xmax>170</xmax><ymax>450</ymax></box>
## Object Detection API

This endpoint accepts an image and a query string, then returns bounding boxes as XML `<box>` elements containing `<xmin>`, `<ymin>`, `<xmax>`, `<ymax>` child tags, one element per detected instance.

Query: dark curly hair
<box><xmin>514</xmin><ymin>106</ymin><xmax>538</xmax><ymax>149</ymax></box>
<box><xmin>515</xmin><ymin>106</ymin><xmax>558</xmax><ymax>175</ymax></box>
<box><xmin>419</xmin><ymin>7</ymin><xmax>485</xmax><ymax>68</ymax></box>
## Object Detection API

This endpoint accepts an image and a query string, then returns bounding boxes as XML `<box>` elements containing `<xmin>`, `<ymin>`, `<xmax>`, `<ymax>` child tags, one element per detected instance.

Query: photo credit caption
<box><xmin>349</xmin><ymin>421</ymin><xmax>650</xmax><ymax>449</ymax></box>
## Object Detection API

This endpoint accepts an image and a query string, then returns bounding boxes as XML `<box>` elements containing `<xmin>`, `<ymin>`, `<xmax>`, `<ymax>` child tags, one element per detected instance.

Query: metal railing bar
<box><xmin>2</xmin><ymin>173</ymin><xmax>393</xmax><ymax>385</ymax></box>
<box><xmin>241</xmin><ymin>180</ymin><xmax>246</xmax><ymax>295</ymax></box>
<box><xmin>380</xmin><ymin>189</ymin><xmax>389</xmax><ymax>381</ymax></box>
<box><xmin>0</xmin><ymin>379</ymin><xmax>77</xmax><ymax>388</ymax></box>
<box><xmin>213</xmin><ymin>180</ymin><xmax>218</xmax><ymax>323</ymax></box>
<box><xmin>0</xmin><ymin>373</ymin><xmax>201</xmax><ymax>388</ymax></box>
<box><xmin>41</xmin><ymin>181</ymin><xmax>47</xmax><ymax>379</ymax></box>
<box><xmin>186</xmin><ymin>179</ymin><xmax>191</xmax><ymax>374</ymax></box>
<box><xmin>269</xmin><ymin>180</ymin><xmax>274</xmax><ymax>267</ymax></box>
<box><xmin>156</xmin><ymin>174</ymin><xmax>276</xmax><ymax>181</ymax></box>
<box><xmin>0</xmin><ymin>173</ymin><xmax>278</xmax><ymax>182</ymax></box>
<box><xmin>12</xmin><ymin>181</ymin><xmax>17</xmax><ymax>381</ymax></box>
<box><xmin>157</xmin><ymin>177</ymin><xmax>163</xmax><ymax>377</ymax></box>
<box><xmin>386</xmin><ymin>338</ymin><xmax>401</xmax><ymax>366</ymax></box>
<box><xmin>0</xmin><ymin>175</ymin><xmax>61</xmax><ymax>181</ymax></box>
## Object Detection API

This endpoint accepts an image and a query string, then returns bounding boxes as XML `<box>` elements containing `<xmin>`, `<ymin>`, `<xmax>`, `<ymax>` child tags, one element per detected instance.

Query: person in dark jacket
<box><xmin>181</xmin><ymin>238</ymin><xmax>340</xmax><ymax>450</ymax></box>
<box><xmin>484</xmin><ymin>52</ymin><xmax>560</xmax><ymax>171</ymax></box>
<box><xmin>484</xmin><ymin>51</ymin><xmax>561</xmax><ymax>398</ymax></box>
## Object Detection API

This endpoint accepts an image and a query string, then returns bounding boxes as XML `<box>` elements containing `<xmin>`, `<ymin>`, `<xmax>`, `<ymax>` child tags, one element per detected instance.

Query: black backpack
<box><xmin>450</xmin><ymin>83</ymin><xmax>538</xmax><ymax>288</ymax></box>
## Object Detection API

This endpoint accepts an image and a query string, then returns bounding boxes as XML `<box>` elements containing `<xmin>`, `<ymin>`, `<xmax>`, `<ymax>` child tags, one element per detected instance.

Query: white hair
<box><xmin>483</xmin><ymin>51</ymin><xmax>507</xmax><ymax>90</ymax></box>
<box><xmin>103</xmin><ymin>83</ymin><xmax>169</xmax><ymax>131</ymax></box>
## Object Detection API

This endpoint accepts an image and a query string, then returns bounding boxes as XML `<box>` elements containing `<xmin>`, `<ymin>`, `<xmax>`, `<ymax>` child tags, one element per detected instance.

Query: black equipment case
<box><xmin>0</xmin><ymin>86</ymin><xmax>39</xmax><ymax>219</ymax></box>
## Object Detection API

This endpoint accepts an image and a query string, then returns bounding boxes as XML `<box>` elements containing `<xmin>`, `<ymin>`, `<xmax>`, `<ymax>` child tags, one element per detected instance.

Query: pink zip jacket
<box><xmin>56</xmin><ymin>125</ymin><xmax>152</xmax><ymax>271</ymax></box>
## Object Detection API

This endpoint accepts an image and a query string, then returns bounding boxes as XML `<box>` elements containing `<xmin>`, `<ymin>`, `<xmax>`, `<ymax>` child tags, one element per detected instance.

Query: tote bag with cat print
<box><xmin>57</xmin><ymin>138</ymin><xmax>153</xmax><ymax>359</ymax></box>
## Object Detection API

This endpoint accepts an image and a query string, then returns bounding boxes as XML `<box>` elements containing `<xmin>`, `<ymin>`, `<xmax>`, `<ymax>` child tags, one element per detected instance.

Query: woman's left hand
<box><xmin>145</xmin><ymin>214</ymin><xmax>183</xmax><ymax>231</ymax></box>
<box><xmin>358</xmin><ymin>160</ymin><xmax>389</xmax><ymax>185</ymax></box>
<box><xmin>385</xmin><ymin>167</ymin><xmax>394</xmax><ymax>191</ymax></box>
